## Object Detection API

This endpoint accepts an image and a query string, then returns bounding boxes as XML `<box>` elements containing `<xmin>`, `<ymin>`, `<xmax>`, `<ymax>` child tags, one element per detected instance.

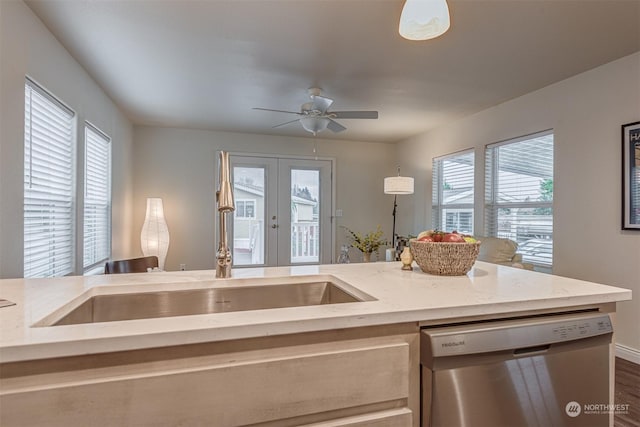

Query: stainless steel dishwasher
<box><xmin>421</xmin><ymin>312</ymin><xmax>613</xmax><ymax>427</ymax></box>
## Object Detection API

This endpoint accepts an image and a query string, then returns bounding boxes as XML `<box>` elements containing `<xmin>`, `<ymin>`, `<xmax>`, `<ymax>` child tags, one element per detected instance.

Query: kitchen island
<box><xmin>0</xmin><ymin>261</ymin><xmax>631</xmax><ymax>426</ymax></box>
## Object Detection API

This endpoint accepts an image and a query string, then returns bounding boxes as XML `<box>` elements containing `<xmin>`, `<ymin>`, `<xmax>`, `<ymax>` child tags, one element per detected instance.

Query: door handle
<box><xmin>271</xmin><ymin>224</ymin><xmax>279</xmax><ymax>229</ymax></box>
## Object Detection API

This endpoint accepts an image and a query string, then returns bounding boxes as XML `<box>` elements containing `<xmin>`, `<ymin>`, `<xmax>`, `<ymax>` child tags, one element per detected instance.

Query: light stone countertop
<box><xmin>0</xmin><ymin>261</ymin><xmax>631</xmax><ymax>363</ymax></box>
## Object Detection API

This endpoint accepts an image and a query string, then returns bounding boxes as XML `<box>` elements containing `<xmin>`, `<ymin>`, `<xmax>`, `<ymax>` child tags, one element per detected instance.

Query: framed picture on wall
<box><xmin>622</xmin><ymin>121</ymin><xmax>640</xmax><ymax>230</ymax></box>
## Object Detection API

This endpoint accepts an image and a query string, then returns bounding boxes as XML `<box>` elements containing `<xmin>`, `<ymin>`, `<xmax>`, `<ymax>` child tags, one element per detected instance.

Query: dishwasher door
<box><xmin>421</xmin><ymin>312</ymin><xmax>613</xmax><ymax>427</ymax></box>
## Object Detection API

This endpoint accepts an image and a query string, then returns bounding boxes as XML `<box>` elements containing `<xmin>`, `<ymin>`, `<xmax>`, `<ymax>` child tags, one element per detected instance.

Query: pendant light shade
<box><xmin>399</xmin><ymin>0</ymin><xmax>451</xmax><ymax>41</ymax></box>
<box><xmin>141</xmin><ymin>198</ymin><xmax>170</xmax><ymax>271</ymax></box>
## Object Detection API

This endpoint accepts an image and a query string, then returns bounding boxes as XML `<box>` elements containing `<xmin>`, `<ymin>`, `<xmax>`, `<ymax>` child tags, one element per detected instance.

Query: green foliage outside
<box><xmin>534</xmin><ymin>178</ymin><xmax>553</xmax><ymax>215</ymax></box>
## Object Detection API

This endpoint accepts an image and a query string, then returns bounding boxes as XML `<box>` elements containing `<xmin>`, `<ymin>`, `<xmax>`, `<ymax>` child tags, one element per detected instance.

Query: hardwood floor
<box><xmin>615</xmin><ymin>357</ymin><xmax>640</xmax><ymax>427</ymax></box>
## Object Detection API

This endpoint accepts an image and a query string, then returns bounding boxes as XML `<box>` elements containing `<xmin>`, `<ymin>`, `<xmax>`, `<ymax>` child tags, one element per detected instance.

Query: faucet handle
<box><xmin>217</xmin><ymin>151</ymin><xmax>235</xmax><ymax>212</ymax></box>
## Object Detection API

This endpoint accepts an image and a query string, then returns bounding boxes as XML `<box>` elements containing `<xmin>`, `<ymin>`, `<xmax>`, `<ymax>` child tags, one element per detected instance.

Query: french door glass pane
<box><xmin>291</xmin><ymin>169</ymin><xmax>319</xmax><ymax>264</ymax></box>
<box><xmin>232</xmin><ymin>166</ymin><xmax>265</xmax><ymax>265</ymax></box>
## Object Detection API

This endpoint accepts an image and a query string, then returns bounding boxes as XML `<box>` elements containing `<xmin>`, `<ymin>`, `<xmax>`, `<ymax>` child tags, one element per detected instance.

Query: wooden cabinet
<box><xmin>299</xmin><ymin>408</ymin><xmax>413</xmax><ymax>426</ymax></box>
<box><xmin>0</xmin><ymin>324</ymin><xmax>419</xmax><ymax>426</ymax></box>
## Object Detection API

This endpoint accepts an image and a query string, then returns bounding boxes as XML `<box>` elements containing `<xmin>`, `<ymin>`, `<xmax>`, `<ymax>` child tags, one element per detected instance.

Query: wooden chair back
<box><xmin>104</xmin><ymin>256</ymin><xmax>159</xmax><ymax>274</ymax></box>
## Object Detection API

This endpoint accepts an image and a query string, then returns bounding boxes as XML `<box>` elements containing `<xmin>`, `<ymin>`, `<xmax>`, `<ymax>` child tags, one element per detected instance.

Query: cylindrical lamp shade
<box><xmin>384</xmin><ymin>176</ymin><xmax>415</xmax><ymax>195</ymax></box>
<box><xmin>140</xmin><ymin>198</ymin><xmax>170</xmax><ymax>271</ymax></box>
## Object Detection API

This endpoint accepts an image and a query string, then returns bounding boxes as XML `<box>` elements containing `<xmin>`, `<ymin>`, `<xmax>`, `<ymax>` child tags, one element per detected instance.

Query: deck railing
<box><xmin>291</xmin><ymin>222</ymin><xmax>319</xmax><ymax>263</ymax></box>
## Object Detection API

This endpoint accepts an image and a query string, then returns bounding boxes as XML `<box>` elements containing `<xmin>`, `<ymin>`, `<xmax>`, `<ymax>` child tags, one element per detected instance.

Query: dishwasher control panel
<box><xmin>551</xmin><ymin>316</ymin><xmax>611</xmax><ymax>340</ymax></box>
<box><xmin>422</xmin><ymin>312</ymin><xmax>612</xmax><ymax>357</ymax></box>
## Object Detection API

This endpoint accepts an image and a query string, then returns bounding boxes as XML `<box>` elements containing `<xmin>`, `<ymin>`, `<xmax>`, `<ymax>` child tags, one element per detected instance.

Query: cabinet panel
<box><xmin>300</xmin><ymin>408</ymin><xmax>413</xmax><ymax>426</ymax></box>
<box><xmin>1</xmin><ymin>331</ymin><xmax>416</xmax><ymax>426</ymax></box>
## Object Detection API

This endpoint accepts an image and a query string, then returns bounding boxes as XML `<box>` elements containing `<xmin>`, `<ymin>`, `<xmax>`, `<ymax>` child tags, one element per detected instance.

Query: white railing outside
<box><xmin>291</xmin><ymin>222</ymin><xmax>319</xmax><ymax>263</ymax></box>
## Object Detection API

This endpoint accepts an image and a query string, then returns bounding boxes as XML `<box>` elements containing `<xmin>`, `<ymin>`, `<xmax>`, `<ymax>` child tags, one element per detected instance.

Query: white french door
<box><xmin>228</xmin><ymin>154</ymin><xmax>333</xmax><ymax>267</ymax></box>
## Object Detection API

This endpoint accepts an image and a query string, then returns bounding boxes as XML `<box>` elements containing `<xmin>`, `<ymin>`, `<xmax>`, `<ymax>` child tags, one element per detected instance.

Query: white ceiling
<box><xmin>25</xmin><ymin>0</ymin><xmax>640</xmax><ymax>143</ymax></box>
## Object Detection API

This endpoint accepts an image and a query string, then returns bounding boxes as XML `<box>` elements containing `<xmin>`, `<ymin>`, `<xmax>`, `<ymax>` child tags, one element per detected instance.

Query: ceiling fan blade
<box><xmin>330</xmin><ymin>111</ymin><xmax>379</xmax><ymax>119</ymax></box>
<box><xmin>253</xmin><ymin>107</ymin><xmax>302</xmax><ymax>115</ymax></box>
<box><xmin>310</xmin><ymin>95</ymin><xmax>333</xmax><ymax>113</ymax></box>
<box><xmin>327</xmin><ymin>119</ymin><xmax>347</xmax><ymax>133</ymax></box>
<box><xmin>272</xmin><ymin>118</ymin><xmax>301</xmax><ymax>129</ymax></box>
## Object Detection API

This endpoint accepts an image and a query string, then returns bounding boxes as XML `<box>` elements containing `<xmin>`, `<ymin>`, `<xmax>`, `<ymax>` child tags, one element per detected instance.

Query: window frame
<box><xmin>484</xmin><ymin>129</ymin><xmax>554</xmax><ymax>270</ymax></box>
<box><xmin>82</xmin><ymin>122</ymin><xmax>112</xmax><ymax>272</ymax></box>
<box><xmin>23</xmin><ymin>77</ymin><xmax>77</xmax><ymax>278</ymax></box>
<box><xmin>234</xmin><ymin>199</ymin><xmax>257</xmax><ymax>220</ymax></box>
<box><xmin>432</xmin><ymin>148</ymin><xmax>475</xmax><ymax>234</ymax></box>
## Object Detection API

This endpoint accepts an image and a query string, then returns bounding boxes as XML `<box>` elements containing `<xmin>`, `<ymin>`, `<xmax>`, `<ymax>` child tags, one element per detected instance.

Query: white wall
<box><xmin>397</xmin><ymin>52</ymin><xmax>640</xmax><ymax>354</ymax></box>
<box><xmin>0</xmin><ymin>0</ymin><xmax>134</xmax><ymax>278</ymax></box>
<box><xmin>132</xmin><ymin>127</ymin><xmax>397</xmax><ymax>271</ymax></box>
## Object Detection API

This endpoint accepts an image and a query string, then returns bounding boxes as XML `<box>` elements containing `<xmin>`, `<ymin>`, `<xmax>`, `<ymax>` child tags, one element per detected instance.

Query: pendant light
<box><xmin>399</xmin><ymin>0</ymin><xmax>451</xmax><ymax>41</ymax></box>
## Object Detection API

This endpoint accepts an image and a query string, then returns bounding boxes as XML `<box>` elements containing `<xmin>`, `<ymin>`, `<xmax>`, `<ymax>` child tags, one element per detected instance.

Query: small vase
<box><xmin>337</xmin><ymin>245</ymin><xmax>350</xmax><ymax>264</ymax></box>
<box><xmin>362</xmin><ymin>252</ymin><xmax>372</xmax><ymax>263</ymax></box>
<box><xmin>400</xmin><ymin>247</ymin><xmax>413</xmax><ymax>270</ymax></box>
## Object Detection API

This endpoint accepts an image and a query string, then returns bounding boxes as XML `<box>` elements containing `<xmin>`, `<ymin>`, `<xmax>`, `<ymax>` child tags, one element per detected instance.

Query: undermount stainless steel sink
<box><xmin>49</xmin><ymin>281</ymin><xmax>373</xmax><ymax>326</ymax></box>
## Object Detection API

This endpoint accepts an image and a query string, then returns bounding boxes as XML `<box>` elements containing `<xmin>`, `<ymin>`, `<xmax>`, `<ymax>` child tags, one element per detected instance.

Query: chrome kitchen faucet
<box><xmin>216</xmin><ymin>151</ymin><xmax>235</xmax><ymax>278</ymax></box>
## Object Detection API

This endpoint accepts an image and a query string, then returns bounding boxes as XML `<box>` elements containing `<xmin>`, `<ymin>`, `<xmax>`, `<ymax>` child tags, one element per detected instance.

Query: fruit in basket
<box><xmin>442</xmin><ymin>233</ymin><xmax>465</xmax><ymax>243</ymax></box>
<box><xmin>415</xmin><ymin>230</ymin><xmax>476</xmax><ymax>244</ymax></box>
<box><xmin>416</xmin><ymin>230</ymin><xmax>433</xmax><ymax>240</ymax></box>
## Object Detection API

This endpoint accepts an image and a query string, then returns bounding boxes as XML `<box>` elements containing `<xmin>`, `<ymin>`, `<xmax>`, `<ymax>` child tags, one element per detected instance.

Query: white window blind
<box><xmin>24</xmin><ymin>79</ymin><xmax>75</xmax><ymax>278</ymax></box>
<box><xmin>432</xmin><ymin>150</ymin><xmax>475</xmax><ymax>234</ymax></box>
<box><xmin>83</xmin><ymin>124</ymin><xmax>111</xmax><ymax>270</ymax></box>
<box><xmin>485</xmin><ymin>131</ymin><xmax>554</xmax><ymax>268</ymax></box>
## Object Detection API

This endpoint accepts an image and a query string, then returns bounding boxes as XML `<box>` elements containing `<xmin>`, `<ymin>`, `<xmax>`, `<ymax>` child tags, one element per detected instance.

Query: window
<box><xmin>235</xmin><ymin>200</ymin><xmax>256</xmax><ymax>219</ymax></box>
<box><xmin>83</xmin><ymin>124</ymin><xmax>112</xmax><ymax>271</ymax></box>
<box><xmin>485</xmin><ymin>131</ymin><xmax>554</xmax><ymax>269</ymax></box>
<box><xmin>24</xmin><ymin>78</ymin><xmax>76</xmax><ymax>278</ymax></box>
<box><xmin>432</xmin><ymin>150</ymin><xmax>475</xmax><ymax>234</ymax></box>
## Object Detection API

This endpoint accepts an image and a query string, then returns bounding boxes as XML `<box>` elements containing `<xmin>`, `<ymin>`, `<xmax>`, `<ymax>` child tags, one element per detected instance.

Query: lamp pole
<box><xmin>384</xmin><ymin>167</ymin><xmax>414</xmax><ymax>260</ymax></box>
<box><xmin>391</xmin><ymin>194</ymin><xmax>398</xmax><ymax>250</ymax></box>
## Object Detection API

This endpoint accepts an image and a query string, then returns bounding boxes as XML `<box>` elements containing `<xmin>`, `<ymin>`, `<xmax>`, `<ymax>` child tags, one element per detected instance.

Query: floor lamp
<box><xmin>384</xmin><ymin>168</ymin><xmax>414</xmax><ymax>257</ymax></box>
<box><xmin>141</xmin><ymin>198</ymin><xmax>170</xmax><ymax>271</ymax></box>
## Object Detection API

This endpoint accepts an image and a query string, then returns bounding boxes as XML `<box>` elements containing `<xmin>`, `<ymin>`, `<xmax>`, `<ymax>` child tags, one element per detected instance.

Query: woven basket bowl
<box><xmin>409</xmin><ymin>239</ymin><xmax>481</xmax><ymax>276</ymax></box>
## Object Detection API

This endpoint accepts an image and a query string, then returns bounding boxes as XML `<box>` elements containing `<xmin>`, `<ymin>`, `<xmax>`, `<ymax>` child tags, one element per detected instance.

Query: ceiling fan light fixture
<box><xmin>399</xmin><ymin>0</ymin><xmax>450</xmax><ymax>41</ymax></box>
<box><xmin>300</xmin><ymin>116</ymin><xmax>330</xmax><ymax>135</ymax></box>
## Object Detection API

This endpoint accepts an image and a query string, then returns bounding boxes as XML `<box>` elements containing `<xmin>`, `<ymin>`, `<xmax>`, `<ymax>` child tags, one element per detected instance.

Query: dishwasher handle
<box><xmin>422</xmin><ymin>312</ymin><xmax>612</xmax><ymax>358</ymax></box>
<box><xmin>513</xmin><ymin>344</ymin><xmax>551</xmax><ymax>356</ymax></box>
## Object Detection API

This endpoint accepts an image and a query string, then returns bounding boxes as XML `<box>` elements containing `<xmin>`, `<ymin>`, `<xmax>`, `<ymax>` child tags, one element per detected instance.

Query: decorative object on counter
<box><xmin>410</xmin><ymin>239</ymin><xmax>481</xmax><ymax>276</ymax></box>
<box><xmin>337</xmin><ymin>245</ymin><xmax>351</xmax><ymax>263</ymax></box>
<box><xmin>140</xmin><ymin>198</ymin><xmax>170</xmax><ymax>271</ymax></box>
<box><xmin>400</xmin><ymin>247</ymin><xmax>413</xmax><ymax>270</ymax></box>
<box><xmin>384</xmin><ymin>167</ymin><xmax>414</xmax><ymax>259</ymax></box>
<box><xmin>385</xmin><ymin>248</ymin><xmax>396</xmax><ymax>262</ymax></box>
<box><xmin>399</xmin><ymin>0</ymin><xmax>451</xmax><ymax>41</ymax></box>
<box><xmin>622</xmin><ymin>121</ymin><xmax>640</xmax><ymax>230</ymax></box>
<box><xmin>395</xmin><ymin>235</ymin><xmax>412</xmax><ymax>261</ymax></box>
<box><xmin>342</xmin><ymin>225</ymin><xmax>388</xmax><ymax>263</ymax></box>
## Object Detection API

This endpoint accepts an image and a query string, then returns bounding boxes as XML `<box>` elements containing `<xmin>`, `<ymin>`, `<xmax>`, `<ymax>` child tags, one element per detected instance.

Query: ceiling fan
<box><xmin>253</xmin><ymin>88</ymin><xmax>378</xmax><ymax>136</ymax></box>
